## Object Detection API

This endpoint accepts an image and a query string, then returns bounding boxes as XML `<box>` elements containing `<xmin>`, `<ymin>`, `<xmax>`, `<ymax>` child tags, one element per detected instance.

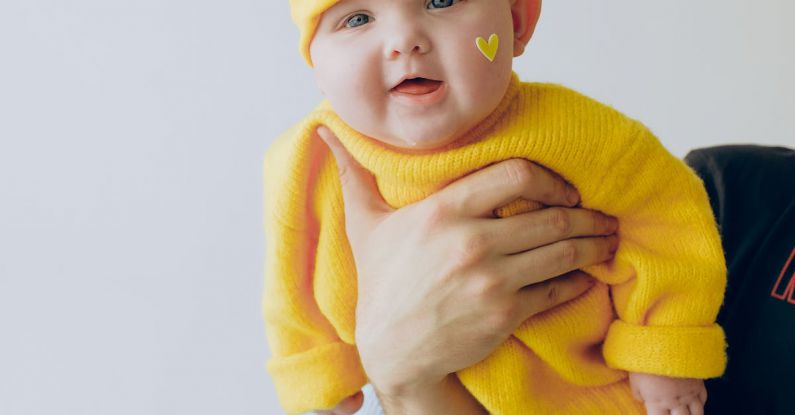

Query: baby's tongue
<box><xmin>393</xmin><ymin>78</ymin><xmax>442</xmax><ymax>95</ymax></box>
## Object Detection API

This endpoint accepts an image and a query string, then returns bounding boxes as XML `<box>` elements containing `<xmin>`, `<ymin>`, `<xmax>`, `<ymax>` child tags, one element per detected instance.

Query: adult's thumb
<box><xmin>315</xmin><ymin>126</ymin><xmax>390</xmax><ymax>224</ymax></box>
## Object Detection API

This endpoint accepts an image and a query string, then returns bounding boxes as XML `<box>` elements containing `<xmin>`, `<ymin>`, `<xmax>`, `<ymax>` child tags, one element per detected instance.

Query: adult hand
<box><xmin>316</xmin><ymin>126</ymin><xmax>618</xmax><ymax>412</ymax></box>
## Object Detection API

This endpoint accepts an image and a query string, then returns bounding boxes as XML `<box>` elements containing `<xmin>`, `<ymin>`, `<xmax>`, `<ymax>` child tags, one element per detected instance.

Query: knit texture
<box><xmin>261</xmin><ymin>73</ymin><xmax>728</xmax><ymax>414</ymax></box>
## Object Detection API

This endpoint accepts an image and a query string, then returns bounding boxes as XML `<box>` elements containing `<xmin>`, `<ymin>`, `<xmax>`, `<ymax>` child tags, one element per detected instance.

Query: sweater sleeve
<box><xmin>583</xmin><ymin>122</ymin><xmax>728</xmax><ymax>379</ymax></box>
<box><xmin>261</xmin><ymin>136</ymin><xmax>367</xmax><ymax>414</ymax></box>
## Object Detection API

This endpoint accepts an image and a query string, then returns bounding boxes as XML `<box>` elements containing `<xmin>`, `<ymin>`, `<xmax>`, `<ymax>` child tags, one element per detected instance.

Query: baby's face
<box><xmin>310</xmin><ymin>0</ymin><xmax>517</xmax><ymax>151</ymax></box>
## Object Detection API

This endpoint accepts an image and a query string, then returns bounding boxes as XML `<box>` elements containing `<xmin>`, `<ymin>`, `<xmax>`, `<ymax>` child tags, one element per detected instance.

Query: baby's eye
<box><xmin>345</xmin><ymin>13</ymin><xmax>371</xmax><ymax>28</ymax></box>
<box><xmin>427</xmin><ymin>0</ymin><xmax>460</xmax><ymax>9</ymax></box>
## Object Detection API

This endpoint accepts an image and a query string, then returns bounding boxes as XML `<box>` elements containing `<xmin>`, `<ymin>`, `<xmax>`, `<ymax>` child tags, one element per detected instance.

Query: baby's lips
<box><xmin>389</xmin><ymin>72</ymin><xmax>442</xmax><ymax>90</ymax></box>
<box><xmin>392</xmin><ymin>78</ymin><xmax>443</xmax><ymax>95</ymax></box>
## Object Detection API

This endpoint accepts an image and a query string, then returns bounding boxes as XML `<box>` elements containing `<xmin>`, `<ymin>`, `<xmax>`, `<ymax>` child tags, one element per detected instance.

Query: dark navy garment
<box><xmin>685</xmin><ymin>145</ymin><xmax>795</xmax><ymax>415</ymax></box>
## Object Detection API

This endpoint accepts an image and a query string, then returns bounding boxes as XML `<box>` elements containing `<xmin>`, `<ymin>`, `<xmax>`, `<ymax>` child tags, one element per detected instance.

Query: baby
<box><xmin>262</xmin><ymin>0</ymin><xmax>727</xmax><ymax>414</ymax></box>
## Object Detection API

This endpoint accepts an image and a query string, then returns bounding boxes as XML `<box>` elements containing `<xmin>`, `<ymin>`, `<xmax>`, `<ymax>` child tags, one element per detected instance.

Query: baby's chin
<box><xmin>338</xmin><ymin>107</ymin><xmax>487</xmax><ymax>153</ymax></box>
<box><xmin>367</xmin><ymin>123</ymin><xmax>475</xmax><ymax>153</ymax></box>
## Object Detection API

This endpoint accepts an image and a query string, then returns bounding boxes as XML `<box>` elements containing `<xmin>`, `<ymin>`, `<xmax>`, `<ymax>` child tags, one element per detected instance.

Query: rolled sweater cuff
<box><xmin>603</xmin><ymin>320</ymin><xmax>727</xmax><ymax>379</ymax></box>
<box><xmin>266</xmin><ymin>342</ymin><xmax>367</xmax><ymax>414</ymax></box>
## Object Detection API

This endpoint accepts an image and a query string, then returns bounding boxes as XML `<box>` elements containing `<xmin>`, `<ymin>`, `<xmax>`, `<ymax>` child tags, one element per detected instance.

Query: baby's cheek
<box><xmin>444</xmin><ymin>23</ymin><xmax>514</xmax><ymax>98</ymax></box>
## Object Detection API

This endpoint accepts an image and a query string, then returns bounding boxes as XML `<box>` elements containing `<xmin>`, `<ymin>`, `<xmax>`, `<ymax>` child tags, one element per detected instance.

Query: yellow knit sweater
<box><xmin>262</xmin><ymin>73</ymin><xmax>727</xmax><ymax>414</ymax></box>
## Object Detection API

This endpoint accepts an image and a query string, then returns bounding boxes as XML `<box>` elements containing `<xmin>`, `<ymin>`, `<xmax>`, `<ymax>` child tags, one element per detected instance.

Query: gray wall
<box><xmin>0</xmin><ymin>1</ymin><xmax>792</xmax><ymax>414</ymax></box>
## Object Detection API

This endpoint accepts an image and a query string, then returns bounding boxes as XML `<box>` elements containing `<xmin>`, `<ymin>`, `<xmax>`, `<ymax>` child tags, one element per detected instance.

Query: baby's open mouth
<box><xmin>391</xmin><ymin>78</ymin><xmax>443</xmax><ymax>95</ymax></box>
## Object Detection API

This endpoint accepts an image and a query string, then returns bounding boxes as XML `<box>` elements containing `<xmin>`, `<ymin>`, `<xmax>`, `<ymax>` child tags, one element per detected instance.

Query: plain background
<box><xmin>0</xmin><ymin>1</ymin><xmax>792</xmax><ymax>414</ymax></box>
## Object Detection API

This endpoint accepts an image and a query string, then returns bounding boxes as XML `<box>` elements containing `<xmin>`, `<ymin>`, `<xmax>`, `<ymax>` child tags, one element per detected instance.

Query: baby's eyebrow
<box><xmin>324</xmin><ymin>0</ymin><xmax>367</xmax><ymax>16</ymax></box>
<box><xmin>318</xmin><ymin>0</ymin><xmax>365</xmax><ymax>26</ymax></box>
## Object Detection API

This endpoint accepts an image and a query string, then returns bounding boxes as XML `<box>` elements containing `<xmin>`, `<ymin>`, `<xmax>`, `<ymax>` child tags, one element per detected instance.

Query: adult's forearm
<box><xmin>374</xmin><ymin>374</ymin><xmax>487</xmax><ymax>415</ymax></box>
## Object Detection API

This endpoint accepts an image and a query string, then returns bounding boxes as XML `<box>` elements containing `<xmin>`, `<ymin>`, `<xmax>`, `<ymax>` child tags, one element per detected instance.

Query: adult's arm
<box><xmin>317</xmin><ymin>127</ymin><xmax>618</xmax><ymax>414</ymax></box>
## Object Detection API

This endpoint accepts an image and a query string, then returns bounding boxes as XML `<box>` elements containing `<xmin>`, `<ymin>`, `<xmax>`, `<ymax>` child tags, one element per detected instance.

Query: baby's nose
<box><xmin>384</xmin><ymin>29</ymin><xmax>432</xmax><ymax>60</ymax></box>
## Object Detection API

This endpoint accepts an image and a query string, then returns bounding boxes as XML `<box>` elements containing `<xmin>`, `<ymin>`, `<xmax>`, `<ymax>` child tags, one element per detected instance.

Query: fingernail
<box><xmin>317</xmin><ymin>126</ymin><xmax>334</xmax><ymax>146</ymax></box>
<box><xmin>567</xmin><ymin>187</ymin><xmax>580</xmax><ymax>205</ymax></box>
<box><xmin>608</xmin><ymin>217</ymin><xmax>619</xmax><ymax>232</ymax></box>
<box><xmin>608</xmin><ymin>235</ymin><xmax>619</xmax><ymax>254</ymax></box>
<box><xmin>573</xmin><ymin>272</ymin><xmax>596</xmax><ymax>288</ymax></box>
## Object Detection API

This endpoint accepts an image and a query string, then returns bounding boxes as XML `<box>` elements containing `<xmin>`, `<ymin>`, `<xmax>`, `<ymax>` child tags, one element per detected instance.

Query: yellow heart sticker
<box><xmin>476</xmin><ymin>34</ymin><xmax>499</xmax><ymax>62</ymax></box>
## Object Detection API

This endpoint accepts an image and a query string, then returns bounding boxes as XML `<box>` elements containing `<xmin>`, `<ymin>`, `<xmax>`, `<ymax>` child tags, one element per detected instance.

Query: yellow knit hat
<box><xmin>290</xmin><ymin>0</ymin><xmax>341</xmax><ymax>66</ymax></box>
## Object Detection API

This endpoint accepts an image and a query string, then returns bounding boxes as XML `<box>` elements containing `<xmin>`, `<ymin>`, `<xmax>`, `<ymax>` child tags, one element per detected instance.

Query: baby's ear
<box><xmin>511</xmin><ymin>0</ymin><xmax>542</xmax><ymax>57</ymax></box>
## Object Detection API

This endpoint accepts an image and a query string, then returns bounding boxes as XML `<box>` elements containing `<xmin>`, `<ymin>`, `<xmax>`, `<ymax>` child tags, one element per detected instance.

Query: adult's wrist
<box><xmin>374</xmin><ymin>373</ymin><xmax>487</xmax><ymax>415</ymax></box>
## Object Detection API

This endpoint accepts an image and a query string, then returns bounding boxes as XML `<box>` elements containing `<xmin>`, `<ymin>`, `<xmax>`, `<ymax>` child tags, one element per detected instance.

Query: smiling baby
<box><xmin>262</xmin><ymin>1</ymin><xmax>728</xmax><ymax>414</ymax></box>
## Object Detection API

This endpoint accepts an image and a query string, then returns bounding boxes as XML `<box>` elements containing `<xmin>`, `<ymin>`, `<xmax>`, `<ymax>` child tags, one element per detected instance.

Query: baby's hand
<box><xmin>628</xmin><ymin>372</ymin><xmax>707</xmax><ymax>415</ymax></box>
<box><xmin>313</xmin><ymin>390</ymin><xmax>364</xmax><ymax>415</ymax></box>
